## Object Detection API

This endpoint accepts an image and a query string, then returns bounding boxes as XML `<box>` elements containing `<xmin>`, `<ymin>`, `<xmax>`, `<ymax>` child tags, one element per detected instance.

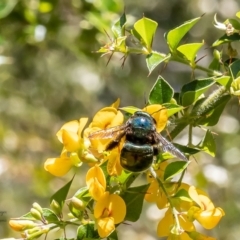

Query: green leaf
<box><xmin>148</xmin><ymin>76</ymin><xmax>174</xmax><ymax>104</ymax></box>
<box><xmin>122</xmin><ymin>184</ymin><xmax>150</xmax><ymax>222</ymax></box>
<box><xmin>181</xmin><ymin>79</ymin><xmax>215</xmax><ymax>106</ymax></box>
<box><xmin>197</xmin><ymin>130</ymin><xmax>216</xmax><ymax>157</ymax></box>
<box><xmin>164</xmin><ymin>161</ymin><xmax>189</xmax><ymax>181</ymax></box>
<box><xmin>173</xmin><ymin>143</ymin><xmax>200</xmax><ymax>155</ymax></box>
<box><xmin>74</xmin><ymin>187</ymin><xmax>91</xmax><ymax>207</ymax></box>
<box><xmin>108</xmin><ymin>230</ymin><xmax>119</xmax><ymax>240</ymax></box>
<box><xmin>216</xmin><ymin>76</ymin><xmax>232</xmax><ymax>88</ymax></box>
<box><xmin>177</xmin><ymin>42</ymin><xmax>204</xmax><ymax>67</ymax></box>
<box><xmin>166</xmin><ymin>17</ymin><xmax>201</xmax><ymax>52</ymax></box>
<box><xmin>50</xmin><ymin>176</ymin><xmax>74</xmax><ymax>210</ymax></box>
<box><xmin>173</xmin><ymin>189</ymin><xmax>192</xmax><ymax>202</ymax></box>
<box><xmin>196</xmin><ymin>94</ymin><xmax>231</xmax><ymax>126</ymax></box>
<box><xmin>112</xmin><ymin>12</ymin><xmax>126</xmax><ymax>38</ymax></box>
<box><xmin>77</xmin><ymin>223</ymin><xmax>98</xmax><ymax>240</ymax></box>
<box><xmin>42</xmin><ymin>208</ymin><xmax>59</xmax><ymax>223</ymax></box>
<box><xmin>212</xmin><ymin>33</ymin><xmax>240</xmax><ymax>46</ymax></box>
<box><xmin>228</xmin><ymin>18</ymin><xmax>240</xmax><ymax>30</ymax></box>
<box><xmin>116</xmin><ymin>170</ymin><xmax>139</xmax><ymax>189</ymax></box>
<box><xmin>162</xmin><ymin>103</ymin><xmax>184</xmax><ymax>117</ymax></box>
<box><xmin>0</xmin><ymin>0</ymin><xmax>18</xmax><ymax>18</ymax></box>
<box><xmin>132</xmin><ymin>17</ymin><xmax>158</xmax><ymax>51</ymax></box>
<box><xmin>146</xmin><ymin>52</ymin><xmax>170</xmax><ymax>74</ymax></box>
<box><xmin>119</xmin><ymin>106</ymin><xmax>141</xmax><ymax>114</ymax></box>
<box><xmin>229</xmin><ymin>59</ymin><xmax>240</xmax><ymax>78</ymax></box>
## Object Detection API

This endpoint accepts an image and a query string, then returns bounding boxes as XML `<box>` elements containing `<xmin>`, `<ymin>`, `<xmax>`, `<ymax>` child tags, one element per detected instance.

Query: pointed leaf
<box><xmin>216</xmin><ymin>76</ymin><xmax>232</xmax><ymax>88</ymax></box>
<box><xmin>229</xmin><ymin>59</ymin><xmax>240</xmax><ymax>78</ymax></box>
<box><xmin>181</xmin><ymin>79</ymin><xmax>215</xmax><ymax>106</ymax></box>
<box><xmin>42</xmin><ymin>208</ymin><xmax>59</xmax><ymax>223</ymax></box>
<box><xmin>148</xmin><ymin>76</ymin><xmax>174</xmax><ymax>104</ymax></box>
<box><xmin>164</xmin><ymin>161</ymin><xmax>189</xmax><ymax>181</ymax></box>
<box><xmin>119</xmin><ymin>106</ymin><xmax>141</xmax><ymax>114</ymax></box>
<box><xmin>132</xmin><ymin>17</ymin><xmax>158</xmax><ymax>51</ymax></box>
<box><xmin>112</xmin><ymin>12</ymin><xmax>126</xmax><ymax>38</ymax></box>
<box><xmin>77</xmin><ymin>223</ymin><xmax>98</xmax><ymax>240</ymax></box>
<box><xmin>166</xmin><ymin>17</ymin><xmax>201</xmax><ymax>52</ymax></box>
<box><xmin>162</xmin><ymin>103</ymin><xmax>184</xmax><ymax>117</ymax></box>
<box><xmin>50</xmin><ymin>176</ymin><xmax>74</xmax><ymax>209</ymax></box>
<box><xmin>122</xmin><ymin>184</ymin><xmax>150</xmax><ymax>222</ymax></box>
<box><xmin>116</xmin><ymin>170</ymin><xmax>139</xmax><ymax>189</ymax></box>
<box><xmin>177</xmin><ymin>41</ymin><xmax>204</xmax><ymax>67</ymax></box>
<box><xmin>197</xmin><ymin>130</ymin><xmax>216</xmax><ymax>157</ymax></box>
<box><xmin>173</xmin><ymin>189</ymin><xmax>192</xmax><ymax>202</ymax></box>
<box><xmin>212</xmin><ymin>33</ymin><xmax>240</xmax><ymax>46</ymax></box>
<box><xmin>146</xmin><ymin>52</ymin><xmax>170</xmax><ymax>74</ymax></box>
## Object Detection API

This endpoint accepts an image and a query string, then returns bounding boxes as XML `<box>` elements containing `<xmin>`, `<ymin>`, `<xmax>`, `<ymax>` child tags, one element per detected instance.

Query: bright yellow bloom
<box><xmin>44</xmin><ymin>149</ymin><xmax>74</xmax><ymax>177</ymax></box>
<box><xmin>157</xmin><ymin>208</ymin><xmax>195</xmax><ymax>237</ymax></box>
<box><xmin>143</xmin><ymin>104</ymin><xmax>168</xmax><ymax>132</ymax></box>
<box><xmin>86</xmin><ymin>165</ymin><xmax>106</xmax><ymax>201</ymax></box>
<box><xmin>94</xmin><ymin>191</ymin><xmax>126</xmax><ymax>238</ymax></box>
<box><xmin>188</xmin><ymin>186</ymin><xmax>225</xmax><ymax>229</ymax></box>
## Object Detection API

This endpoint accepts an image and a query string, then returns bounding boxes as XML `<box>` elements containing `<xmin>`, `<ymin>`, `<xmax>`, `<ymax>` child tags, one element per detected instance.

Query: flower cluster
<box><xmin>145</xmin><ymin>162</ymin><xmax>225</xmax><ymax>239</ymax></box>
<box><xmin>9</xmin><ymin>100</ymin><xmax>225</xmax><ymax>240</ymax></box>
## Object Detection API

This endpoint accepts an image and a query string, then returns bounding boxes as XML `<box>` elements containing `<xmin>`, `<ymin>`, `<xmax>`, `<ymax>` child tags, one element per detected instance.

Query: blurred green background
<box><xmin>0</xmin><ymin>0</ymin><xmax>240</xmax><ymax>239</ymax></box>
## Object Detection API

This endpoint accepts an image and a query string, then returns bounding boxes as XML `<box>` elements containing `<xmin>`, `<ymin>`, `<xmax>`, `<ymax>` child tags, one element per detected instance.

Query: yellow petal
<box><xmin>143</xmin><ymin>104</ymin><xmax>168</xmax><ymax>132</ymax></box>
<box><xmin>56</xmin><ymin>120</ymin><xmax>79</xmax><ymax>143</ymax></box>
<box><xmin>44</xmin><ymin>157</ymin><xmax>73</xmax><ymax>176</ymax></box>
<box><xmin>110</xmin><ymin>98</ymin><xmax>120</xmax><ymax>109</ymax></box>
<box><xmin>86</xmin><ymin>165</ymin><xmax>106</xmax><ymax>190</ymax></box>
<box><xmin>97</xmin><ymin>217</ymin><xmax>115</xmax><ymax>238</ymax></box>
<box><xmin>107</xmin><ymin>149</ymin><xmax>122</xmax><ymax>176</ymax></box>
<box><xmin>157</xmin><ymin>209</ymin><xmax>173</xmax><ymax>237</ymax></box>
<box><xmin>78</xmin><ymin>118</ymin><xmax>88</xmax><ymax>138</ymax></box>
<box><xmin>94</xmin><ymin>192</ymin><xmax>110</xmax><ymax>218</ymax></box>
<box><xmin>109</xmin><ymin>194</ymin><xmax>126</xmax><ymax>224</ymax></box>
<box><xmin>194</xmin><ymin>207</ymin><xmax>224</xmax><ymax>229</ymax></box>
<box><xmin>86</xmin><ymin>165</ymin><xmax>106</xmax><ymax>200</ymax></box>
<box><xmin>62</xmin><ymin>130</ymin><xmax>80</xmax><ymax>152</ymax></box>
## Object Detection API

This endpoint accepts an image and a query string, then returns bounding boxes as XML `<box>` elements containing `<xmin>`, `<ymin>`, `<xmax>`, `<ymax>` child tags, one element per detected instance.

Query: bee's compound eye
<box><xmin>120</xmin><ymin>142</ymin><xmax>154</xmax><ymax>172</ymax></box>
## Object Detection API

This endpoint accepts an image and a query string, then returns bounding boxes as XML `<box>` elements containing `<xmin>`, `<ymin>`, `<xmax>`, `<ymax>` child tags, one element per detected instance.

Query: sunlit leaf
<box><xmin>166</xmin><ymin>17</ymin><xmax>201</xmax><ymax>52</ymax></box>
<box><xmin>216</xmin><ymin>76</ymin><xmax>232</xmax><ymax>88</ymax></box>
<box><xmin>148</xmin><ymin>76</ymin><xmax>174</xmax><ymax>104</ymax></box>
<box><xmin>162</xmin><ymin>103</ymin><xmax>184</xmax><ymax>117</ymax></box>
<box><xmin>173</xmin><ymin>189</ymin><xmax>192</xmax><ymax>202</ymax></box>
<box><xmin>146</xmin><ymin>52</ymin><xmax>170</xmax><ymax>74</ymax></box>
<box><xmin>0</xmin><ymin>0</ymin><xmax>18</xmax><ymax>19</ymax></box>
<box><xmin>212</xmin><ymin>33</ymin><xmax>240</xmax><ymax>46</ymax></box>
<box><xmin>119</xmin><ymin>106</ymin><xmax>141</xmax><ymax>114</ymax></box>
<box><xmin>132</xmin><ymin>17</ymin><xmax>158</xmax><ymax>51</ymax></box>
<box><xmin>197</xmin><ymin>130</ymin><xmax>216</xmax><ymax>157</ymax></box>
<box><xmin>177</xmin><ymin>41</ymin><xmax>204</xmax><ymax>67</ymax></box>
<box><xmin>50</xmin><ymin>176</ymin><xmax>74</xmax><ymax>210</ymax></box>
<box><xmin>181</xmin><ymin>79</ymin><xmax>215</xmax><ymax>106</ymax></box>
<box><xmin>112</xmin><ymin>12</ymin><xmax>126</xmax><ymax>38</ymax></box>
<box><xmin>164</xmin><ymin>161</ymin><xmax>189</xmax><ymax>181</ymax></box>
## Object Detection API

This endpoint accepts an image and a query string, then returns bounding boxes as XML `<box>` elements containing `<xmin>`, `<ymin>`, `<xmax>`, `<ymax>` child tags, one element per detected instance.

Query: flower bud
<box><xmin>50</xmin><ymin>199</ymin><xmax>62</xmax><ymax>215</ymax></box>
<box><xmin>30</xmin><ymin>208</ymin><xmax>42</xmax><ymax>221</ymax></box>
<box><xmin>9</xmin><ymin>219</ymin><xmax>37</xmax><ymax>232</ymax></box>
<box><xmin>32</xmin><ymin>202</ymin><xmax>43</xmax><ymax>214</ymax></box>
<box><xmin>71</xmin><ymin>197</ymin><xmax>85</xmax><ymax>211</ymax></box>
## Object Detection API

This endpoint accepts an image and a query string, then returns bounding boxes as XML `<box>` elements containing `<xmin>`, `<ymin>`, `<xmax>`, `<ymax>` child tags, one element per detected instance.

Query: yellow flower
<box><xmin>94</xmin><ymin>191</ymin><xmax>126</xmax><ymax>238</ymax></box>
<box><xmin>143</xmin><ymin>104</ymin><xmax>168</xmax><ymax>132</ymax></box>
<box><xmin>44</xmin><ymin>149</ymin><xmax>74</xmax><ymax>176</ymax></box>
<box><xmin>86</xmin><ymin>165</ymin><xmax>106</xmax><ymax>201</ymax></box>
<box><xmin>157</xmin><ymin>208</ymin><xmax>195</xmax><ymax>237</ymax></box>
<box><xmin>188</xmin><ymin>186</ymin><xmax>225</xmax><ymax>229</ymax></box>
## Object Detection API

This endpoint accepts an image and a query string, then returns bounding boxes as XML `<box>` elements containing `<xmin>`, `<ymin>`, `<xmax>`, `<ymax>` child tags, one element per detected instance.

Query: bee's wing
<box><xmin>89</xmin><ymin>124</ymin><xmax>127</xmax><ymax>139</ymax></box>
<box><xmin>156</xmin><ymin>134</ymin><xmax>188</xmax><ymax>161</ymax></box>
